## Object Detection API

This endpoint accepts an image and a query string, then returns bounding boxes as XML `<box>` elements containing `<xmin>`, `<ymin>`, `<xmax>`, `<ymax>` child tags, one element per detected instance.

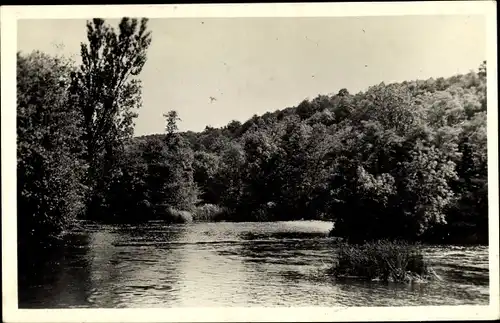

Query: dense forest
<box><xmin>134</xmin><ymin>66</ymin><xmax>488</xmax><ymax>244</ymax></box>
<box><xmin>17</xmin><ymin>16</ymin><xmax>488</xmax><ymax>271</ymax></box>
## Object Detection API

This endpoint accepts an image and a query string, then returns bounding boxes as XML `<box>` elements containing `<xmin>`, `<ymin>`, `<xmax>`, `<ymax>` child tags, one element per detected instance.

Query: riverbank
<box><xmin>154</xmin><ymin>204</ymin><xmax>488</xmax><ymax>246</ymax></box>
<box><xmin>72</xmin><ymin>205</ymin><xmax>489</xmax><ymax>246</ymax></box>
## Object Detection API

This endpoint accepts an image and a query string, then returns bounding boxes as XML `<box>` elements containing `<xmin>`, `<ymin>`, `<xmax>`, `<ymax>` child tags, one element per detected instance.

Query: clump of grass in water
<box><xmin>329</xmin><ymin>240</ymin><xmax>437</xmax><ymax>283</ymax></box>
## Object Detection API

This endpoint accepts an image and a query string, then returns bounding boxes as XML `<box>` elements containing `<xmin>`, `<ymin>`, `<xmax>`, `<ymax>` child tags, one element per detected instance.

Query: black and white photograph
<box><xmin>1</xmin><ymin>2</ymin><xmax>499</xmax><ymax>322</ymax></box>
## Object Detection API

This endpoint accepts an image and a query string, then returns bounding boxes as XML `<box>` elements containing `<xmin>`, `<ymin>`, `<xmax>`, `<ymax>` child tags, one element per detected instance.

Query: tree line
<box><xmin>17</xmin><ymin>17</ymin><xmax>488</xmax><ymax>253</ymax></box>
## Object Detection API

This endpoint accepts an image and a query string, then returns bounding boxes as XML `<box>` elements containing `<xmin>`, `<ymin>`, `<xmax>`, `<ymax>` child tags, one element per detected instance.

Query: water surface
<box><xmin>19</xmin><ymin>221</ymin><xmax>489</xmax><ymax>308</ymax></box>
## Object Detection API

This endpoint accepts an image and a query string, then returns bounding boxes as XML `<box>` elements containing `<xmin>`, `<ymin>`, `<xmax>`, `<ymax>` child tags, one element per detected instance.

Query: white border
<box><xmin>2</xmin><ymin>2</ymin><xmax>499</xmax><ymax>322</ymax></box>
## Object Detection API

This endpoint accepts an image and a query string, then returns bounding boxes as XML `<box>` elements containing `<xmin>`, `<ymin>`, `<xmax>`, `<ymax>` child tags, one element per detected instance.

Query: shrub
<box><xmin>164</xmin><ymin>207</ymin><xmax>193</xmax><ymax>223</ymax></box>
<box><xmin>193</xmin><ymin>204</ymin><xmax>231</xmax><ymax>222</ymax></box>
<box><xmin>329</xmin><ymin>240</ymin><xmax>433</xmax><ymax>283</ymax></box>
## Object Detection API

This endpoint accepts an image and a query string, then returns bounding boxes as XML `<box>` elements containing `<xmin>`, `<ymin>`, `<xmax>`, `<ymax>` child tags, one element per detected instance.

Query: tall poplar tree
<box><xmin>69</xmin><ymin>17</ymin><xmax>152</xmax><ymax>215</ymax></box>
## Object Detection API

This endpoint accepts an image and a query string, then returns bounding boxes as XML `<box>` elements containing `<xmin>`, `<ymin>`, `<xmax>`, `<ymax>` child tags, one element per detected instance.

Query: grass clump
<box><xmin>330</xmin><ymin>240</ymin><xmax>434</xmax><ymax>283</ymax></box>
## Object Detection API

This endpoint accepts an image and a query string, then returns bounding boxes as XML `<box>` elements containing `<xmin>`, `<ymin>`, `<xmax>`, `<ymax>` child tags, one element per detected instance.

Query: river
<box><xmin>18</xmin><ymin>220</ymin><xmax>489</xmax><ymax>308</ymax></box>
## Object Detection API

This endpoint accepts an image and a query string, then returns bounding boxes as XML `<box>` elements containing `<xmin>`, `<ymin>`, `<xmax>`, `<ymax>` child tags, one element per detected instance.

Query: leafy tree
<box><xmin>193</xmin><ymin>151</ymin><xmax>221</xmax><ymax>204</ymax></box>
<box><xmin>105</xmin><ymin>140</ymin><xmax>149</xmax><ymax>222</ymax></box>
<box><xmin>478</xmin><ymin>60</ymin><xmax>487</xmax><ymax>78</ymax></box>
<box><xmin>238</xmin><ymin>128</ymin><xmax>282</xmax><ymax>219</ymax></box>
<box><xmin>17</xmin><ymin>51</ymin><xmax>87</xmax><ymax>244</ymax></box>
<box><xmin>214</xmin><ymin>142</ymin><xmax>246</xmax><ymax>215</ymax></box>
<box><xmin>17</xmin><ymin>51</ymin><xmax>88</xmax><ymax>292</ymax></box>
<box><xmin>328</xmin><ymin>84</ymin><xmax>458</xmax><ymax>242</ymax></box>
<box><xmin>69</xmin><ymin>17</ymin><xmax>152</xmax><ymax>217</ymax></box>
<box><xmin>164</xmin><ymin>110</ymin><xmax>181</xmax><ymax>136</ymax></box>
<box><xmin>162</xmin><ymin>111</ymin><xmax>198</xmax><ymax>211</ymax></box>
<box><xmin>105</xmin><ymin>112</ymin><xmax>198</xmax><ymax>221</ymax></box>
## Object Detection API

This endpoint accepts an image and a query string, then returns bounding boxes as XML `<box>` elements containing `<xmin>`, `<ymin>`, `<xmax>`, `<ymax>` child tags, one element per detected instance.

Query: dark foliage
<box><xmin>17</xmin><ymin>51</ymin><xmax>88</xmax><ymax>285</ymax></box>
<box><xmin>17</xmin><ymin>52</ymin><xmax>86</xmax><ymax>245</ymax></box>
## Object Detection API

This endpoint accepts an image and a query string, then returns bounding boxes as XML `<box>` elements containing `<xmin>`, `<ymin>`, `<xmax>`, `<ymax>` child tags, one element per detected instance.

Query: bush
<box><xmin>193</xmin><ymin>204</ymin><xmax>231</xmax><ymax>222</ymax></box>
<box><xmin>329</xmin><ymin>240</ymin><xmax>433</xmax><ymax>283</ymax></box>
<box><xmin>164</xmin><ymin>207</ymin><xmax>193</xmax><ymax>223</ymax></box>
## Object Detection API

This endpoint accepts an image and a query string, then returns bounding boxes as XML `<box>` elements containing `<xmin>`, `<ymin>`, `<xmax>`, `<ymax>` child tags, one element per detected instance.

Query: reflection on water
<box><xmin>18</xmin><ymin>221</ymin><xmax>489</xmax><ymax>308</ymax></box>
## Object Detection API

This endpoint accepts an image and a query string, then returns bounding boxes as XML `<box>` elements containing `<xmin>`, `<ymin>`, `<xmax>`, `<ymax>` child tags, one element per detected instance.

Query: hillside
<box><xmin>135</xmin><ymin>67</ymin><xmax>486</xmax><ymax>153</ymax></box>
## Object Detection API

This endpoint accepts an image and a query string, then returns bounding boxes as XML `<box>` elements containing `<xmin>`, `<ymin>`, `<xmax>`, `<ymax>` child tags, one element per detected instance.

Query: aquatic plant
<box><xmin>329</xmin><ymin>240</ymin><xmax>435</xmax><ymax>283</ymax></box>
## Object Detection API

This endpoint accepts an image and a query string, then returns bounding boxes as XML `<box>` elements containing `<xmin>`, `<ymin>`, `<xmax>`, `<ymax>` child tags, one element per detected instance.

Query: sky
<box><xmin>17</xmin><ymin>15</ymin><xmax>486</xmax><ymax>136</ymax></box>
